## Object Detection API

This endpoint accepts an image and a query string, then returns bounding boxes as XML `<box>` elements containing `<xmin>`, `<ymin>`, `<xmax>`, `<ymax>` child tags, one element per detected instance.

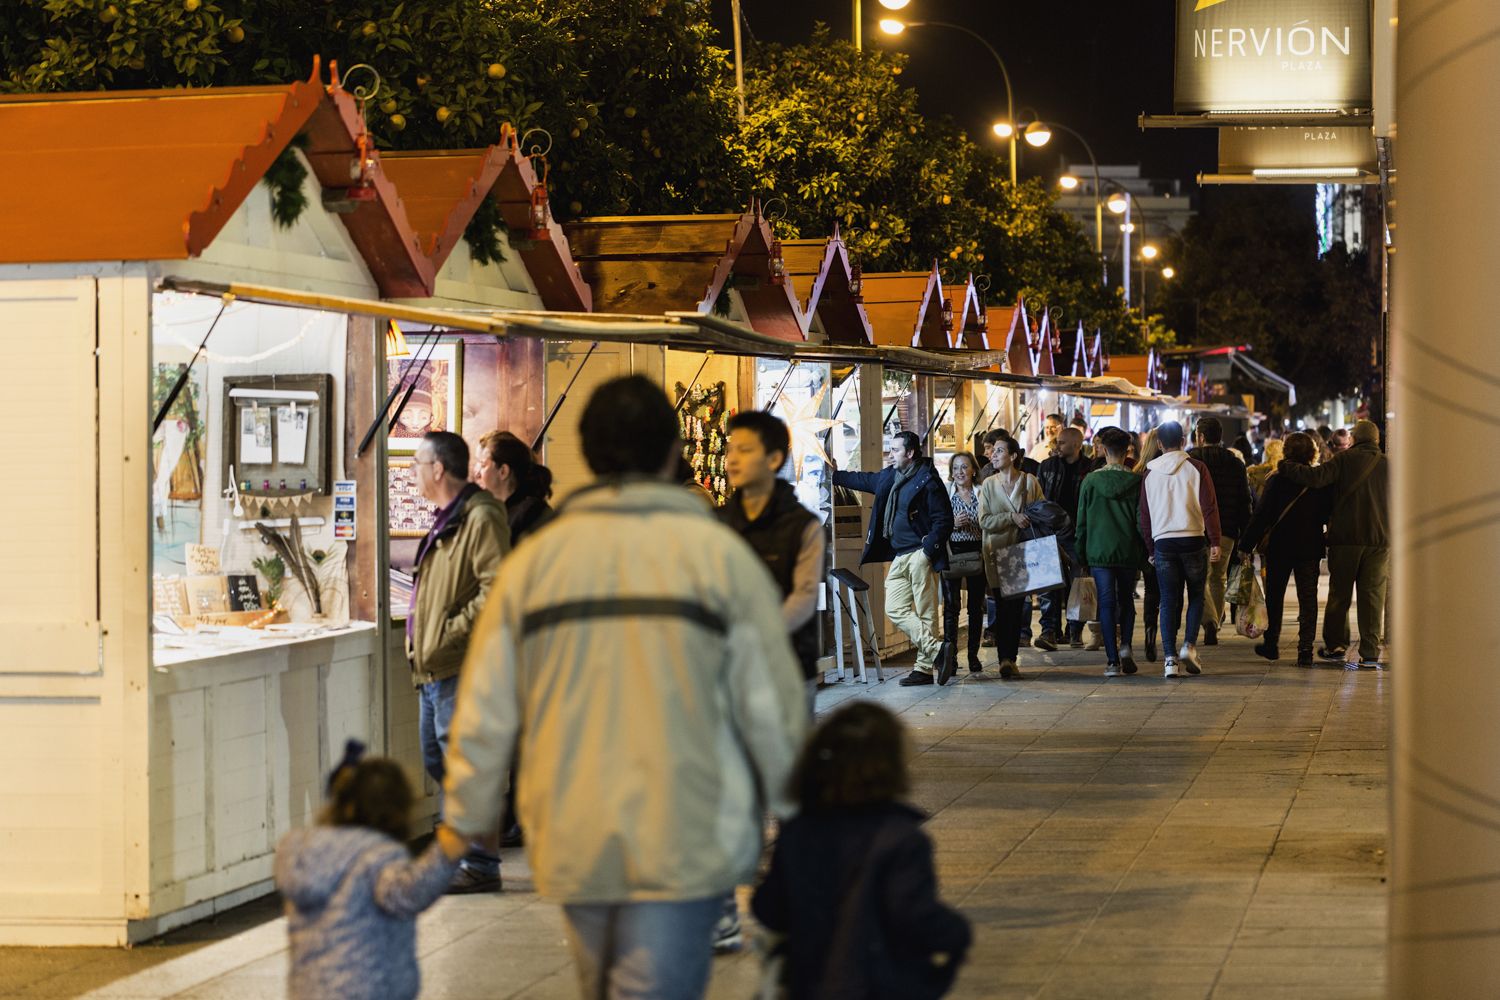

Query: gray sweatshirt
<box><xmin>274</xmin><ymin>826</ymin><xmax>458</xmax><ymax>1000</ymax></box>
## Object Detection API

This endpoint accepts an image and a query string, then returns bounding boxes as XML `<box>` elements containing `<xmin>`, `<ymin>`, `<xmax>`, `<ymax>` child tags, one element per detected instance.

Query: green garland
<box><xmin>264</xmin><ymin>138</ymin><xmax>310</xmax><ymax>229</ymax></box>
<box><xmin>464</xmin><ymin>196</ymin><xmax>509</xmax><ymax>266</ymax></box>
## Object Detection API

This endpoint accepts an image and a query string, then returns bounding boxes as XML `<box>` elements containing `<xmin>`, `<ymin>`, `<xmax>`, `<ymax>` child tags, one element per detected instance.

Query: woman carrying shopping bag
<box><xmin>941</xmin><ymin>452</ymin><xmax>989</xmax><ymax>676</ymax></box>
<box><xmin>1132</xmin><ymin>429</ymin><xmax>1164</xmax><ymax>660</ymax></box>
<box><xmin>1074</xmin><ymin>427</ymin><xmax>1148</xmax><ymax>677</ymax></box>
<box><xmin>978</xmin><ymin>437</ymin><xmax>1043</xmax><ymax>679</ymax></box>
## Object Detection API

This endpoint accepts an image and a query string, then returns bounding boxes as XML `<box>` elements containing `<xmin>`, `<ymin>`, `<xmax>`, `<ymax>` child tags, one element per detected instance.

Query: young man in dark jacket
<box><xmin>1276</xmin><ymin>419</ymin><xmax>1389</xmax><ymax>666</ymax></box>
<box><xmin>832</xmin><ymin>431</ymin><xmax>956</xmax><ymax>686</ymax></box>
<box><xmin>1035</xmin><ymin>426</ymin><xmax>1090</xmax><ymax>650</ymax></box>
<box><xmin>1189</xmin><ymin>417</ymin><xmax>1254</xmax><ymax>645</ymax></box>
<box><xmin>1239</xmin><ymin>432</ymin><xmax>1333</xmax><ymax>666</ymax></box>
<box><xmin>1074</xmin><ymin>427</ymin><xmax>1147</xmax><ymax>677</ymax></box>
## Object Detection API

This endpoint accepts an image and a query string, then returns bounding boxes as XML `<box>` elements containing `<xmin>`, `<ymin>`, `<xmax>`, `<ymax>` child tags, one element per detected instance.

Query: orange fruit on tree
<box><xmin>435</xmin><ymin>106</ymin><xmax>451</xmax><ymax>123</ymax></box>
<box><xmin>487</xmin><ymin>63</ymin><xmax>506</xmax><ymax>80</ymax></box>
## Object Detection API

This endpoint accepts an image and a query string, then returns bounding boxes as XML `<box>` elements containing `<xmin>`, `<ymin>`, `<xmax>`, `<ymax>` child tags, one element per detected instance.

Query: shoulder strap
<box><xmin>1262</xmin><ymin>483</ymin><xmax>1308</xmax><ymax>540</ymax></box>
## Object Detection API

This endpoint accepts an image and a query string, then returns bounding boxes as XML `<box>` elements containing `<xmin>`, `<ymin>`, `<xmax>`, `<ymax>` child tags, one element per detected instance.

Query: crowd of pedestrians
<box><xmin>269</xmin><ymin>373</ymin><xmax>1387</xmax><ymax>1000</ymax></box>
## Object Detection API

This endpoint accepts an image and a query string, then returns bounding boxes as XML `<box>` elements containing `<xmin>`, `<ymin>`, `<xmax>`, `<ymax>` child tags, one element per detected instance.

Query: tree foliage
<box><xmin>1154</xmin><ymin>187</ymin><xmax>1380</xmax><ymax>409</ymax></box>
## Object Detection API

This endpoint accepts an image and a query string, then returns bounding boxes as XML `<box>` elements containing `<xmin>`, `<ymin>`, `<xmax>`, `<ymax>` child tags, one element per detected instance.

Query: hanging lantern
<box><xmin>768</xmin><ymin>240</ymin><xmax>786</xmax><ymax>285</ymax></box>
<box><xmin>848</xmin><ymin>258</ymin><xmax>864</xmax><ymax>301</ymax></box>
<box><xmin>528</xmin><ymin>184</ymin><xmax>550</xmax><ymax>241</ymax></box>
<box><xmin>940</xmin><ymin>298</ymin><xmax>954</xmax><ymax>332</ymax></box>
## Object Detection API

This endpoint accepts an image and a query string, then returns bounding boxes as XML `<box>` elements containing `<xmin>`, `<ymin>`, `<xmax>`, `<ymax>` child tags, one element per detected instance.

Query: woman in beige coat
<box><xmin>979</xmin><ymin>437</ymin><xmax>1044</xmax><ymax>679</ymax></box>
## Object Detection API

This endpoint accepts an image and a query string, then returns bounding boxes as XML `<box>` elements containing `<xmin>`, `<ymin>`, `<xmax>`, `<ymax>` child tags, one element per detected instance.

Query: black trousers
<box><xmin>1264</xmin><ymin>556</ymin><xmax>1321</xmax><ymax>652</ymax></box>
<box><xmin>991</xmin><ymin>590</ymin><xmax>1026</xmax><ymax>664</ymax></box>
<box><xmin>943</xmin><ymin>572</ymin><xmax>988</xmax><ymax>659</ymax></box>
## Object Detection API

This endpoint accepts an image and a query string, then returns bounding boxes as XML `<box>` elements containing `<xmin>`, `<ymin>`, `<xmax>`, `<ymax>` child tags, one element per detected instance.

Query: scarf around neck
<box><xmin>883</xmin><ymin>461</ymin><xmax>920</xmax><ymax>541</ymax></box>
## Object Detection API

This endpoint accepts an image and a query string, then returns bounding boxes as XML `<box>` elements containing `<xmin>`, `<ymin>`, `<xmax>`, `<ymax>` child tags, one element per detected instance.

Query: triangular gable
<box><xmin>0</xmin><ymin>66</ymin><xmax>327</xmax><ymax>264</ymax></box>
<box><xmin>566</xmin><ymin>205</ymin><xmax>803</xmax><ymax>340</ymax></box>
<box><xmin>944</xmin><ymin>275</ymin><xmax>988</xmax><ymax>350</ymax></box>
<box><xmin>783</xmin><ymin>225</ymin><xmax>873</xmax><ymax>345</ymax></box>
<box><xmin>1003</xmin><ymin>297</ymin><xmax>1058</xmax><ymax>376</ymax></box>
<box><xmin>380</xmin><ymin>148</ymin><xmax>503</xmax><ymax>269</ymax></box>
<box><xmin>483</xmin><ymin>125</ymin><xmax>592</xmax><ymax>312</ymax></box>
<box><xmin>860</xmin><ymin>262</ymin><xmax>946</xmax><ymax>348</ymax></box>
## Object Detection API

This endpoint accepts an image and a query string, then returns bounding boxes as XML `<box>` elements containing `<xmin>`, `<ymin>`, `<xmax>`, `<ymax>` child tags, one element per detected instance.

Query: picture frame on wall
<box><xmin>388</xmin><ymin>458</ymin><xmax>439</xmax><ymax>538</ymax></box>
<box><xmin>386</xmin><ymin>342</ymin><xmax>462</xmax><ymax>454</ymax></box>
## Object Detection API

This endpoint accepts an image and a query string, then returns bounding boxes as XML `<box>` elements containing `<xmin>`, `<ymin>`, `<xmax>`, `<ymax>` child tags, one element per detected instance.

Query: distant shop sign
<box><xmin>1219</xmin><ymin>125</ymin><xmax>1377</xmax><ymax>174</ymax></box>
<box><xmin>1175</xmin><ymin>0</ymin><xmax>1372</xmax><ymax>114</ymax></box>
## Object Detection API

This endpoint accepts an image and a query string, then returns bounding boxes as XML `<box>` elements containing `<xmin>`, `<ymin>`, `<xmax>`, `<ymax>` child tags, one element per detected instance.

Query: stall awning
<box><xmin>1229</xmin><ymin>352</ymin><xmax>1297</xmax><ymax>405</ymax></box>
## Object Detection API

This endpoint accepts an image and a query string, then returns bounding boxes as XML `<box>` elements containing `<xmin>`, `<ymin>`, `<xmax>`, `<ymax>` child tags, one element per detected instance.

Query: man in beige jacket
<box><xmin>444</xmin><ymin>376</ymin><xmax>807</xmax><ymax>1000</ymax></box>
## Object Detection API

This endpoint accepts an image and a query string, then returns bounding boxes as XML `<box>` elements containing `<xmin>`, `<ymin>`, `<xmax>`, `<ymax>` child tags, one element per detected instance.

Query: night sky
<box><xmin>718</xmin><ymin>0</ymin><xmax>1218</xmax><ymax>187</ymax></box>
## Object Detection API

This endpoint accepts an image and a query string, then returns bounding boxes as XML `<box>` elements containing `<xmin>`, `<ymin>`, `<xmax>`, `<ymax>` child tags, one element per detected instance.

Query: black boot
<box><xmin>1144</xmin><ymin>624</ymin><xmax>1158</xmax><ymax>663</ymax></box>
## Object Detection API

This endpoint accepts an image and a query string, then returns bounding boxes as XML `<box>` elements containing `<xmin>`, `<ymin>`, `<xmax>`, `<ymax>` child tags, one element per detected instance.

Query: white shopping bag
<box><xmin>1067</xmin><ymin>577</ymin><xmax>1099</xmax><ymax>622</ymax></box>
<box><xmin>994</xmin><ymin>536</ymin><xmax>1067</xmax><ymax>599</ymax></box>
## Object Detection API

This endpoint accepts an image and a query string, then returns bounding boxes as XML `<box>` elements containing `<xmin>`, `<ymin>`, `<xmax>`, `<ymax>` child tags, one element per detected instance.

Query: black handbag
<box><xmin>942</xmin><ymin>539</ymin><xmax>983</xmax><ymax>579</ymax></box>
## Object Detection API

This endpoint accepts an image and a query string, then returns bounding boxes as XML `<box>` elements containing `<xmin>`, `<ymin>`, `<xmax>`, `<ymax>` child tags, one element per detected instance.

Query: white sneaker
<box><xmin>1104</xmin><ymin>663</ymin><xmax>1122</xmax><ymax>678</ymax></box>
<box><xmin>1164</xmin><ymin>657</ymin><xmax>1181</xmax><ymax>678</ymax></box>
<box><xmin>1178</xmin><ymin>644</ymin><xmax>1202</xmax><ymax>675</ymax></box>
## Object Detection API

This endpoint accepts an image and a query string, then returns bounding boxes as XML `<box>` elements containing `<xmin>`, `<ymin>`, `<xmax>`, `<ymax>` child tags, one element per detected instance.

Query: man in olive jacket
<box><xmin>408</xmin><ymin>430</ymin><xmax>510</xmax><ymax>892</ymax></box>
<box><xmin>1276</xmin><ymin>419</ymin><xmax>1389</xmax><ymax>666</ymax></box>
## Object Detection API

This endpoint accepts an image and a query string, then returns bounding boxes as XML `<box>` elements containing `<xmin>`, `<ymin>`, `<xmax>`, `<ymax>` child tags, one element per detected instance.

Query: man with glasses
<box><xmin>408</xmin><ymin>430</ymin><xmax>511</xmax><ymax>892</ymax></box>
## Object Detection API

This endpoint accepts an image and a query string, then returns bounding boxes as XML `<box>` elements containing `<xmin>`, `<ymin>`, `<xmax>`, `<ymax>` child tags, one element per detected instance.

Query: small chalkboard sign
<box><xmin>226</xmin><ymin>574</ymin><xmax>263</xmax><ymax>612</ymax></box>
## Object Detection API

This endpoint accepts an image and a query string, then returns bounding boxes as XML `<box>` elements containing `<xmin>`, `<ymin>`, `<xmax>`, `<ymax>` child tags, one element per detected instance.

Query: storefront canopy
<box><xmin>1229</xmin><ymin>351</ymin><xmax>1298</xmax><ymax>404</ymax></box>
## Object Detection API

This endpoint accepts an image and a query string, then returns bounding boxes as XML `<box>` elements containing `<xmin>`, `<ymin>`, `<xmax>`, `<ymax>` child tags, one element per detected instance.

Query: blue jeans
<box><xmin>1090</xmin><ymin>566</ymin><xmax>1139</xmax><ymax>664</ymax></box>
<box><xmin>1154</xmin><ymin>545</ymin><xmax>1209</xmax><ymax>657</ymax></box>
<box><xmin>419</xmin><ymin>676</ymin><xmax>500</xmax><ymax>877</ymax></box>
<box><xmin>563</xmin><ymin>897</ymin><xmax>722</xmax><ymax>1000</ymax></box>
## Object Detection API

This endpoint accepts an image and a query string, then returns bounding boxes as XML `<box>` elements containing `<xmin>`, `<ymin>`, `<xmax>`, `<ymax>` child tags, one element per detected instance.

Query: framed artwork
<box><xmin>386</xmin><ymin>342</ymin><xmax>462</xmax><ymax>454</ymax></box>
<box><xmin>389</xmin><ymin>458</ymin><xmax>439</xmax><ymax>538</ymax></box>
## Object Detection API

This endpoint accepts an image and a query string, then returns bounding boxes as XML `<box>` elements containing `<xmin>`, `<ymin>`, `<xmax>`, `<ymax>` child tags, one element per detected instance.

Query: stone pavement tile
<box><xmin>1263</xmin><ymin>834</ymin><xmax>1387</xmax><ymax>877</ymax></box>
<box><xmin>1211</xmin><ymin>987</ymin><xmax>1384</xmax><ymax>1000</ymax></box>
<box><xmin>1163</xmin><ymin>797</ymin><xmax>1294</xmax><ymax>827</ymax></box>
<box><xmin>1233</xmin><ymin>923</ymin><xmax>1385</xmax><ymax>948</ymax></box>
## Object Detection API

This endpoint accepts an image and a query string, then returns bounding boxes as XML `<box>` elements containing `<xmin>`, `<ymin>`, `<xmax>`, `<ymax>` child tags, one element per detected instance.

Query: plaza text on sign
<box><xmin>1174</xmin><ymin>0</ymin><xmax>1372</xmax><ymax>114</ymax></box>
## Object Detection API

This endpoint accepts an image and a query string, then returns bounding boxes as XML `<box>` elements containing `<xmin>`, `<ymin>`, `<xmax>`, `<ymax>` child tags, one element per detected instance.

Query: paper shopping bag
<box><xmin>1067</xmin><ymin>577</ymin><xmax>1099</xmax><ymax>622</ymax></box>
<box><xmin>1235</xmin><ymin>571</ymin><xmax>1269</xmax><ymax>638</ymax></box>
<box><xmin>994</xmin><ymin>536</ymin><xmax>1067</xmax><ymax>599</ymax></box>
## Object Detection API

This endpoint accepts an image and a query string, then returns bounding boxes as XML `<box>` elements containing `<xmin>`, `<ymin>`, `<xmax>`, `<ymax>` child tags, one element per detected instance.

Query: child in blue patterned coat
<box><xmin>274</xmin><ymin>742</ymin><xmax>467</xmax><ymax>1000</ymax></box>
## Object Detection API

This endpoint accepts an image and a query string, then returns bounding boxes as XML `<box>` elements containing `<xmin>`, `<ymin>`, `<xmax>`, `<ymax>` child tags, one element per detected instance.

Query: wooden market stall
<box><xmin>0</xmin><ymin>64</ymin><xmax>604</xmax><ymax>945</ymax></box>
<box><xmin>781</xmin><ymin>225</ymin><xmax>874</xmax><ymax>346</ymax></box>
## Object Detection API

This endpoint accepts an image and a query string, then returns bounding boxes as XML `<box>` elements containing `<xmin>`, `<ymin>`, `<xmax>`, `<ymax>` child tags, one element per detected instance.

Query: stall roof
<box><xmin>781</xmin><ymin>226</ymin><xmax>873</xmax><ymax>345</ymax></box>
<box><xmin>1230</xmin><ymin>351</ymin><xmax>1297</xmax><ymax>404</ymax></box>
<box><xmin>1002</xmin><ymin>298</ymin><xmax>1060</xmax><ymax>377</ymax></box>
<box><xmin>860</xmin><ymin>264</ymin><xmax>947</xmax><ymax>349</ymax></box>
<box><xmin>564</xmin><ymin>204</ymin><xmax>804</xmax><ymax>341</ymax></box>
<box><xmin>0</xmin><ymin>60</ymin><xmax>436</xmax><ymax>297</ymax></box>
<box><xmin>0</xmin><ymin>70</ymin><xmax>323</xmax><ymax>263</ymax></box>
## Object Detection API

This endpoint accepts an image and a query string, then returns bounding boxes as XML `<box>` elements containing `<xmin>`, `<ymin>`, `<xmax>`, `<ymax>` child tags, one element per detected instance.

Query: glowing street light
<box><xmin>1107</xmin><ymin>192</ymin><xmax>1129</xmax><ymax>215</ymax></box>
<box><xmin>878</xmin><ymin>17</ymin><xmax>907</xmax><ymax>34</ymax></box>
<box><xmin>991</xmin><ymin>121</ymin><xmax>1014</xmax><ymax>139</ymax></box>
<box><xmin>1141</xmin><ymin>243</ymin><xmax>1159</xmax><ymax>260</ymax></box>
<box><xmin>1058</xmin><ymin>175</ymin><xmax>1080</xmax><ymax>191</ymax></box>
<box><xmin>878</xmin><ymin>0</ymin><xmax>910</xmax><ymax>7</ymax></box>
<box><xmin>1023</xmin><ymin>120</ymin><xmax>1052</xmax><ymax>147</ymax></box>
<box><xmin>1119</xmin><ymin>222</ymin><xmax>1136</xmax><ymax>234</ymax></box>
<box><xmin>1161</xmin><ymin>266</ymin><xmax>1176</xmax><ymax>279</ymax></box>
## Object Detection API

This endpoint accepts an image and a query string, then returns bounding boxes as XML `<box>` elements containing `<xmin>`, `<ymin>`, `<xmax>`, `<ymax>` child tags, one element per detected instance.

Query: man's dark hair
<box><xmin>422</xmin><ymin>431</ymin><xmax>469</xmax><ymax>480</ymax></box>
<box><xmin>1097</xmin><ymin>426</ymin><xmax>1131</xmax><ymax>459</ymax></box>
<box><xmin>1046</xmin><ymin>412</ymin><xmax>1065</xmax><ymax>425</ymax></box>
<box><xmin>727</xmin><ymin>410</ymin><xmax>791</xmax><ymax>465</ymax></box>
<box><xmin>1317</xmin><ymin>425</ymin><xmax>1333</xmax><ymax>441</ymax></box>
<box><xmin>1283</xmin><ymin>431</ymin><xmax>1317</xmax><ymax>465</ymax></box>
<box><xmin>1157</xmin><ymin>421</ymin><xmax>1185</xmax><ymax>450</ymax></box>
<box><xmin>791</xmin><ymin>702</ymin><xmax>909</xmax><ymax>812</ymax></box>
<box><xmin>1070</xmin><ymin>415</ymin><xmax>1089</xmax><ymax>429</ymax></box>
<box><xmin>982</xmin><ymin>428</ymin><xmax>1009</xmax><ymax>448</ymax></box>
<box><xmin>893</xmin><ymin>430</ymin><xmax>921</xmax><ymax>459</ymax></box>
<box><xmin>1196</xmin><ymin>416</ymin><xmax>1224</xmax><ymax>444</ymax></box>
<box><xmin>580</xmin><ymin>375</ymin><xmax>679</xmax><ymax>476</ymax></box>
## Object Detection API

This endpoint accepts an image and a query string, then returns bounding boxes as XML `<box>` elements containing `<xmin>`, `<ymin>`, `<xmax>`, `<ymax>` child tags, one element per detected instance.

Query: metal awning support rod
<box><xmin>674</xmin><ymin>351</ymin><xmax>715</xmax><ymax>413</ymax></box>
<box><xmin>357</xmin><ymin>328</ymin><xmax>438</xmax><ymax>457</ymax></box>
<box><xmin>533</xmin><ymin>341</ymin><xmax>600</xmax><ymax>451</ymax></box>
<box><xmin>153</xmin><ymin>293</ymin><xmax>232</xmax><ymax>434</ymax></box>
<box><xmin>386</xmin><ymin>333</ymin><xmax>442</xmax><ymax>434</ymax></box>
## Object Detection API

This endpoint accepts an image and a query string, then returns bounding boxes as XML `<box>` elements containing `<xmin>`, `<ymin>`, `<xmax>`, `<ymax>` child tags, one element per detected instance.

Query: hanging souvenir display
<box><xmin>675</xmin><ymin>380</ymin><xmax>732</xmax><ymax>507</ymax></box>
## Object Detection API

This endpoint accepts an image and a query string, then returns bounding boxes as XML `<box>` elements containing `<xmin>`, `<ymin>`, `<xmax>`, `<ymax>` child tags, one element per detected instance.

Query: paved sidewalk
<box><xmin>1</xmin><ymin>626</ymin><xmax>1389</xmax><ymax>1000</ymax></box>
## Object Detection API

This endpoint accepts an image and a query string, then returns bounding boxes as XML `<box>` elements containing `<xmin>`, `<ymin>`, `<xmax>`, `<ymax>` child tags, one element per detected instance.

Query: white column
<box><xmin>1391</xmin><ymin>0</ymin><xmax>1500</xmax><ymax>994</ymax></box>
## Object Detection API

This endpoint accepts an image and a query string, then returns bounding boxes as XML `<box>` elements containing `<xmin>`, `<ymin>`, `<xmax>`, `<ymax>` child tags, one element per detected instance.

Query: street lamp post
<box><xmin>880</xmin><ymin>19</ymin><xmax>1016</xmax><ymax>184</ymax></box>
<box><xmin>1028</xmin><ymin>120</ymin><xmax>1105</xmax><ymax>285</ymax></box>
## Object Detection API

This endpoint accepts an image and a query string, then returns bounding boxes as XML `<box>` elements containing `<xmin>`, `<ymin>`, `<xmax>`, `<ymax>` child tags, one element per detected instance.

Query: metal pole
<box><xmin>532</xmin><ymin>341</ymin><xmax>599</xmax><ymax>452</ymax></box>
<box><xmin>731</xmin><ymin>0</ymin><xmax>745</xmax><ymax>122</ymax></box>
<box><xmin>1123</xmin><ymin>195</ymin><xmax>1133</xmax><ymax>308</ymax></box>
<box><xmin>853</xmin><ymin>0</ymin><xmax>861</xmax><ymax>51</ymax></box>
<box><xmin>909</xmin><ymin>23</ymin><xmax>1015</xmax><ymax>184</ymax></box>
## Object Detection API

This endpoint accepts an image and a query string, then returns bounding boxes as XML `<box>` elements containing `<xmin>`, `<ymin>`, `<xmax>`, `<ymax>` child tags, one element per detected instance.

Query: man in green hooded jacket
<box><xmin>1074</xmin><ymin>427</ymin><xmax>1149</xmax><ymax>677</ymax></box>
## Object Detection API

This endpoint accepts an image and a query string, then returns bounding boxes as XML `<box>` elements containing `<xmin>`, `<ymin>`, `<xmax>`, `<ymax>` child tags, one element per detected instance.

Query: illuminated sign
<box><xmin>1174</xmin><ymin>0</ymin><xmax>1372</xmax><ymax>114</ymax></box>
<box><xmin>1219</xmin><ymin>125</ymin><xmax>1377</xmax><ymax>174</ymax></box>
